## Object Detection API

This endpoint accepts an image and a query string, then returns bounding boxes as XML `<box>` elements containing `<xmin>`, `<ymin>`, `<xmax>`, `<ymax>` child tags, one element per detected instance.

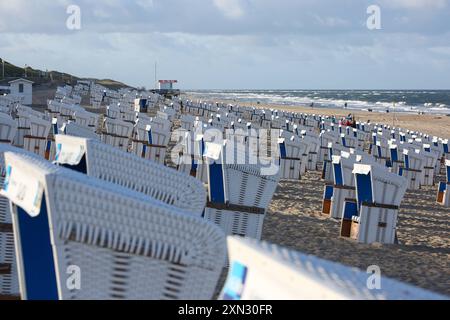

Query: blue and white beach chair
<box><xmin>54</xmin><ymin>135</ymin><xmax>206</xmax><ymax>216</ymax></box>
<box><xmin>221</xmin><ymin>237</ymin><xmax>446</xmax><ymax>300</ymax></box>
<box><xmin>436</xmin><ymin>160</ymin><xmax>450</xmax><ymax>207</ymax></box>
<box><xmin>1</xmin><ymin>151</ymin><xmax>226</xmax><ymax>300</ymax></box>
<box><xmin>203</xmin><ymin>142</ymin><xmax>280</xmax><ymax>240</ymax></box>
<box><xmin>341</xmin><ymin>163</ymin><xmax>407</xmax><ymax>244</ymax></box>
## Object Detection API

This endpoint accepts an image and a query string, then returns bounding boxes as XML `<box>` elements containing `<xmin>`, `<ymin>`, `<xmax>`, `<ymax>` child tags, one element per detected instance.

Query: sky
<box><xmin>1</xmin><ymin>0</ymin><xmax>450</xmax><ymax>89</ymax></box>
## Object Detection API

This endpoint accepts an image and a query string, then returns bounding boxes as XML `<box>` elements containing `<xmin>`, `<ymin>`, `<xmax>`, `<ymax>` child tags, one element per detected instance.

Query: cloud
<box><xmin>213</xmin><ymin>0</ymin><xmax>246</xmax><ymax>19</ymax></box>
<box><xmin>381</xmin><ymin>0</ymin><xmax>448</xmax><ymax>9</ymax></box>
<box><xmin>0</xmin><ymin>1</ymin><xmax>449</xmax><ymax>89</ymax></box>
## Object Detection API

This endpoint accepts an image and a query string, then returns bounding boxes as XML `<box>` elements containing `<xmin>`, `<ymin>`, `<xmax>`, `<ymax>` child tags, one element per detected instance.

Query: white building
<box><xmin>9</xmin><ymin>78</ymin><xmax>34</xmax><ymax>105</ymax></box>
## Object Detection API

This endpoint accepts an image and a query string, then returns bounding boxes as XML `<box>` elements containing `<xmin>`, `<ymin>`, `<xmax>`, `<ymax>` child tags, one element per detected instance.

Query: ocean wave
<box><xmin>184</xmin><ymin>90</ymin><xmax>450</xmax><ymax>115</ymax></box>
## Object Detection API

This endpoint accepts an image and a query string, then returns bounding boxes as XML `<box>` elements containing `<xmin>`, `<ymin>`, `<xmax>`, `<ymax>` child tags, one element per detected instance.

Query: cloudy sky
<box><xmin>1</xmin><ymin>0</ymin><xmax>449</xmax><ymax>89</ymax></box>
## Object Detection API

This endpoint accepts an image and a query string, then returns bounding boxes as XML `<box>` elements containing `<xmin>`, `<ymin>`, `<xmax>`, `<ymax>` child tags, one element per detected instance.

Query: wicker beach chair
<box><xmin>399</xmin><ymin>148</ymin><xmax>425</xmax><ymax>190</ymax></box>
<box><xmin>0</xmin><ymin>113</ymin><xmax>17</xmax><ymax>145</ymax></box>
<box><xmin>203</xmin><ymin>141</ymin><xmax>280</xmax><ymax>240</ymax></box>
<box><xmin>421</xmin><ymin>144</ymin><xmax>440</xmax><ymax>186</ymax></box>
<box><xmin>1</xmin><ymin>151</ymin><xmax>226</xmax><ymax>300</ymax></box>
<box><xmin>60</xmin><ymin>121</ymin><xmax>100</xmax><ymax>140</ymax></box>
<box><xmin>322</xmin><ymin>153</ymin><xmax>357</xmax><ymax>219</ymax></box>
<box><xmin>341</xmin><ymin>163</ymin><xmax>407</xmax><ymax>244</ymax></box>
<box><xmin>436</xmin><ymin>160</ymin><xmax>450</xmax><ymax>207</ymax></box>
<box><xmin>278</xmin><ymin>135</ymin><xmax>306</xmax><ymax>180</ymax></box>
<box><xmin>54</xmin><ymin>134</ymin><xmax>206</xmax><ymax>216</ymax></box>
<box><xmin>221</xmin><ymin>237</ymin><xmax>447</xmax><ymax>300</ymax></box>
<box><xmin>131</xmin><ymin>118</ymin><xmax>170</xmax><ymax>165</ymax></box>
<box><xmin>0</xmin><ymin>145</ymin><xmax>41</xmax><ymax>299</ymax></box>
<box><xmin>22</xmin><ymin>114</ymin><xmax>52</xmax><ymax>159</ymax></box>
<box><xmin>101</xmin><ymin>117</ymin><xmax>133</xmax><ymax>152</ymax></box>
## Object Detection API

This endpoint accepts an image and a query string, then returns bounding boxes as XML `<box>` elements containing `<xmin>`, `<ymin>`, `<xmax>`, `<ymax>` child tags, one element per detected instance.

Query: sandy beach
<box><xmin>265</xmin><ymin>171</ymin><xmax>450</xmax><ymax>296</ymax></box>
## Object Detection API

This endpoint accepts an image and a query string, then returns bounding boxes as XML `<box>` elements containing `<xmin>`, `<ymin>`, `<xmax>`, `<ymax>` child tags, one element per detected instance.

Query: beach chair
<box><xmin>60</xmin><ymin>121</ymin><xmax>100</xmax><ymax>140</ymax></box>
<box><xmin>319</xmin><ymin>131</ymin><xmax>338</xmax><ymax>164</ymax></box>
<box><xmin>221</xmin><ymin>237</ymin><xmax>446</xmax><ymax>300</ymax></box>
<box><xmin>74</xmin><ymin>110</ymin><xmax>99</xmax><ymax>132</ymax></box>
<box><xmin>0</xmin><ymin>113</ymin><xmax>17</xmax><ymax>145</ymax></box>
<box><xmin>436</xmin><ymin>160</ymin><xmax>450</xmax><ymax>207</ymax></box>
<box><xmin>106</xmin><ymin>105</ymin><xmax>120</xmax><ymax>120</ymax></box>
<box><xmin>278</xmin><ymin>136</ymin><xmax>306</xmax><ymax>180</ymax></box>
<box><xmin>399</xmin><ymin>149</ymin><xmax>425</xmax><ymax>190</ymax></box>
<box><xmin>322</xmin><ymin>153</ymin><xmax>357</xmax><ymax>219</ymax></box>
<box><xmin>54</xmin><ymin>134</ymin><xmax>206</xmax><ymax>216</ymax></box>
<box><xmin>421</xmin><ymin>144</ymin><xmax>440</xmax><ymax>186</ymax></box>
<box><xmin>131</xmin><ymin>119</ymin><xmax>170</xmax><ymax>165</ymax></box>
<box><xmin>101</xmin><ymin>118</ymin><xmax>133</xmax><ymax>152</ymax></box>
<box><xmin>0</xmin><ymin>151</ymin><xmax>226</xmax><ymax>300</ymax></box>
<box><xmin>0</xmin><ymin>145</ymin><xmax>41</xmax><ymax>299</ymax></box>
<box><xmin>203</xmin><ymin>142</ymin><xmax>280</xmax><ymax>240</ymax></box>
<box><xmin>23</xmin><ymin>114</ymin><xmax>52</xmax><ymax>159</ymax></box>
<box><xmin>322</xmin><ymin>143</ymin><xmax>349</xmax><ymax>183</ymax></box>
<box><xmin>341</xmin><ymin>163</ymin><xmax>407</xmax><ymax>244</ymax></box>
<box><xmin>388</xmin><ymin>144</ymin><xmax>404</xmax><ymax>175</ymax></box>
<box><xmin>304</xmin><ymin>135</ymin><xmax>321</xmax><ymax>171</ymax></box>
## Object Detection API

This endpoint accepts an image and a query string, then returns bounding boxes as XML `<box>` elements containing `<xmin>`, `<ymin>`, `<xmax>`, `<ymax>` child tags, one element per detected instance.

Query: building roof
<box><xmin>8</xmin><ymin>78</ymin><xmax>34</xmax><ymax>84</ymax></box>
<box><xmin>158</xmin><ymin>80</ymin><xmax>178</xmax><ymax>83</ymax></box>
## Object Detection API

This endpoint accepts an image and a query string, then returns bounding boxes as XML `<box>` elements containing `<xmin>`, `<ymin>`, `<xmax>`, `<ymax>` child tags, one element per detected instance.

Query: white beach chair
<box><xmin>74</xmin><ymin>110</ymin><xmax>99</xmax><ymax>132</ymax></box>
<box><xmin>436</xmin><ymin>160</ymin><xmax>450</xmax><ymax>207</ymax></box>
<box><xmin>421</xmin><ymin>144</ymin><xmax>440</xmax><ymax>186</ymax></box>
<box><xmin>278</xmin><ymin>136</ymin><xmax>306</xmax><ymax>180</ymax></box>
<box><xmin>203</xmin><ymin>142</ymin><xmax>281</xmax><ymax>240</ymax></box>
<box><xmin>131</xmin><ymin>119</ymin><xmax>170</xmax><ymax>165</ymax></box>
<box><xmin>400</xmin><ymin>149</ymin><xmax>425</xmax><ymax>190</ymax></box>
<box><xmin>54</xmin><ymin>134</ymin><xmax>206</xmax><ymax>216</ymax></box>
<box><xmin>0</xmin><ymin>113</ymin><xmax>17</xmax><ymax>145</ymax></box>
<box><xmin>0</xmin><ymin>145</ymin><xmax>42</xmax><ymax>299</ymax></box>
<box><xmin>101</xmin><ymin>118</ymin><xmax>133</xmax><ymax>152</ymax></box>
<box><xmin>322</xmin><ymin>153</ymin><xmax>357</xmax><ymax>219</ymax></box>
<box><xmin>23</xmin><ymin>114</ymin><xmax>52</xmax><ymax>159</ymax></box>
<box><xmin>221</xmin><ymin>237</ymin><xmax>446</xmax><ymax>300</ymax></box>
<box><xmin>60</xmin><ymin>121</ymin><xmax>100</xmax><ymax>140</ymax></box>
<box><xmin>341</xmin><ymin>163</ymin><xmax>407</xmax><ymax>244</ymax></box>
<box><xmin>304</xmin><ymin>135</ymin><xmax>321</xmax><ymax>171</ymax></box>
<box><xmin>1</xmin><ymin>151</ymin><xmax>226</xmax><ymax>300</ymax></box>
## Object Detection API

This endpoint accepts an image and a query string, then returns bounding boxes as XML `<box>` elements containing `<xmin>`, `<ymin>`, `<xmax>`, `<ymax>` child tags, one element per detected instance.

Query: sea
<box><xmin>184</xmin><ymin>90</ymin><xmax>450</xmax><ymax>115</ymax></box>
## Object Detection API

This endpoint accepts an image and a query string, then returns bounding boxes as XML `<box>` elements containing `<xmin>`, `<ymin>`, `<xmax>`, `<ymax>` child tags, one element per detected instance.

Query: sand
<box><xmin>264</xmin><ymin>171</ymin><xmax>450</xmax><ymax>296</ymax></box>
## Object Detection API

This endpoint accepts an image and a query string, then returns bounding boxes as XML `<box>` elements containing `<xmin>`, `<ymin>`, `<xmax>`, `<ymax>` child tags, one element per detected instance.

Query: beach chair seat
<box><xmin>221</xmin><ymin>237</ymin><xmax>445</xmax><ymax>300</ymax></box>
<box><xmin>0</xmin><ymin>152</ymin><xmax>226</xmax><ymax>300</ymax></box>
<box><xmin>341</xmin><ymin>163</ymin><xmax>407</xmax><ymax>244</ymax></box>
<box><xmin>54</xmin><ymin>134</ymin><xmax>206</xmax><ymax>216</ymax></box>
<box><xmin>0</xmin><ymin>113</ymin><xmax>18</xmax><ymax>145</ymax></box>
<box><xmin>204</xmin><ymin>142</ymin><xmax>280</xmax><ymax>239</ymax></box>
<box><xmin>101</xmin><ymin>118</ymin><xmax>133</xmax><ymax>151</ymax></box>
